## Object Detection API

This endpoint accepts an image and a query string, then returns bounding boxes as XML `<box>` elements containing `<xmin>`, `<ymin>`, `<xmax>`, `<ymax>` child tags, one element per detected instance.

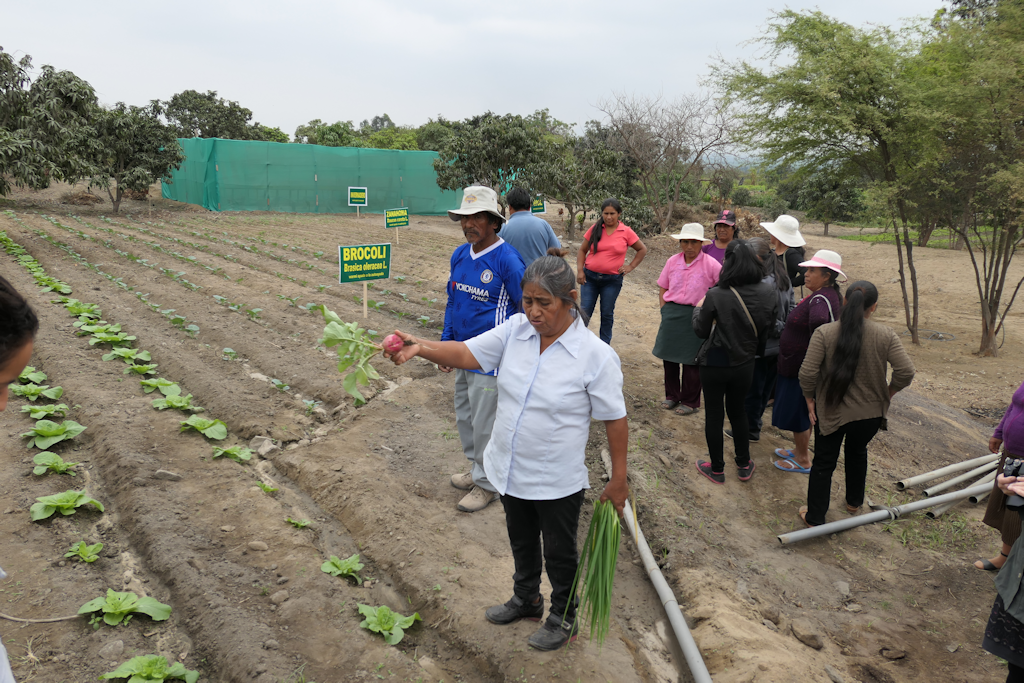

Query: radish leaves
<box><xmin>179</xmin><ymin>416</ymin><xmax>227</xmax><ymax>440</ymax></box>
<box><xmin>211</xmin><ymin>445</ymin><xmax>251</xmax><ymax>462</ymax></box>
<box><xmin>30</xmin><ymin>490</ymin><xmax>104</xmax><ymax>520</ymax></box>
<box><xmin>18</xmin><ymin>366</ymin><xmax>46</xmax><ymax>384</ymax></box>
<box><xmin>78</xmin><ymin>589</ymin><xmax>171</xmax><ymax>627</ymax></box>
<box><xmin>140</xmin><ymin>378</ymin><xmax>180</xmax><ymax>396</ymax></box>
<box><xmin>33</xmin><ymin>451</ymin><xmax>79</xmax><ymax>476</ymax></box>
<box><xmin>21</xmin><ymin>403</ymin><xmax>68</xmax><ymax>419</ymax></box>
<box><xmin>316</xmin><ymin>305</ymin><xmax>381</xmax><ymax>406</ymax></box>
<box><xmin>152</xmin><ymin>394</ymin><xmax>202</xmax><ymax>412</ymax></box>
<box><xmin>9</xmin><ymin>384</ymin><xmax>63</xmax><ymax>401</ymax></box>
<box><xmin>22</xmin><ymin>419</ymin><xmax>86</xmax><ymax>449</ymax></box>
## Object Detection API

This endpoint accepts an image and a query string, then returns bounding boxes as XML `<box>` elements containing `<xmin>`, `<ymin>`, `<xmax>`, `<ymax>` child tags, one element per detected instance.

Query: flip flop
<box><xmin>774</xmin><ymin>448</ymin><xmax>798</xmax><ymax>461</ymax></box>
<box><xmin>661</xmin><ymin>400</ymin><xmax>680</xmax><ymax>410</ymax></box>
<box><xmin>975</xmin><ymin>558</ymin><xmax>1000</xmax><ymax>571</ymax></box>
<box><xmin>774</xmin><ymin>459</ymin><xmax>810</xmax><ymax>474</ymax></box>
<box><xmin>674</xmin><ymin>405</ymin><xmax>698</xmax><ymax>416</ymax></box>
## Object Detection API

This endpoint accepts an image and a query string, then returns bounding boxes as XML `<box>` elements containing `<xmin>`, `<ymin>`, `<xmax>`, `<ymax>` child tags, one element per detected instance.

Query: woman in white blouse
<box><xmin>386</xmin><ymin>249</ymin><xmax>628</xmax><ymax>652</ymax></box>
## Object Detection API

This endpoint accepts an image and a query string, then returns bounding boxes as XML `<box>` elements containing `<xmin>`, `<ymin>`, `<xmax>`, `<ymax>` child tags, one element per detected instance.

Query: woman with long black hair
<box><xmin>797</xmin><ymin>281</ymin><xmax>915</xmax><ymax>526</ymax></box>
<box><xmin>691</xmin><ymin>240</ymin><xmax>777</xmax><ymax>484</ymax></box>
<box><xmin>575</xmin><ymin>198</ymin><xmax>648</xmax><ymax>344</ymax></box>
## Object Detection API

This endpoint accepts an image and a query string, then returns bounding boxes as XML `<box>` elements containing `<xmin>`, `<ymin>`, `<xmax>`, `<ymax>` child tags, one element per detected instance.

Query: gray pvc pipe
<box><xmin>601</xmin><ymin>450</ymin><xmax>712</xmax><ymax>683</ymax></box>
<box><xmin>925</xmin><ymin>500</ymin><xmax>958</xmax><ymax>519</ymax></box>
<box><xmin>923</xmin><ymin>461</ymin><xmax>998</xmax><ymax>496</ymax></box>
<box><xmin>896</xmin><ymin>453</ymin><xmax>999</xmax><ymax>490</ymax></box>
<box><xmin>779</xmin><ymin>482</ymin><xmax>992</xmax><ymax>544</ymax></box>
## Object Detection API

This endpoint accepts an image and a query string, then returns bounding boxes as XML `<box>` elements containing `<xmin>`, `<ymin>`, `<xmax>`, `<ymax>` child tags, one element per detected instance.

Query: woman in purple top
<box><xmin>700</xmin><ymin>209</ymin><xmax>738</xmax><ymax>264</ymax></box>
<box><xmin>976</xmin><ymin>380</ymin><xmax>1024</xmax><ymax>571</ymax></box>
<box><xmin>771</xmin><ymin>249</ymin><xmax>845</xmax><ymax>474</ymax></box>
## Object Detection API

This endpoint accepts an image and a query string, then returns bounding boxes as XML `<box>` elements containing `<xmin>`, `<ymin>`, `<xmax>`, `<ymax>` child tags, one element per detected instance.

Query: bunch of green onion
<box><xmin>567</xmin><ymin>499</ymin><xmax>621</xmax><ymax>645</ymax></box>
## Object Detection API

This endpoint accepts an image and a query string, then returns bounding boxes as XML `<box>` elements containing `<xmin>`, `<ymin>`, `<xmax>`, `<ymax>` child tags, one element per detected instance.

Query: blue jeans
<box><xmin>581</xmin><ymin>269</ymin><xmax>623</xmax><ymax>344</ymax></box>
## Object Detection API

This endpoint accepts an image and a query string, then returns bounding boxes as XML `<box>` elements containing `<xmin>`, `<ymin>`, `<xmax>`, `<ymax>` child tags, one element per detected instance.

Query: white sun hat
<box><xmin>447</xmin><ymin>185</ymin><xmax>506</xmax><ymax>225</ymax></box>
<box><xmin>668</xmin><ymin>223</ymin><xmax>711</xmax><ymax>243</ymax></box>
<box><xmin>799</xmin><ymin>249</ymin><xmax>847</xmax><ymax>282</ymax></box>
<box><xmin>760</xmin><ymin>214</ymin><xmax>805</xmax><ymax>248</ymax></box>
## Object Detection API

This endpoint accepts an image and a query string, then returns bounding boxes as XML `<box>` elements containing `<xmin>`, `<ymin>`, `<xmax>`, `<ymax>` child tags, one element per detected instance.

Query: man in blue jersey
<box><xmin>444</xmin><ymin>186</ymin><xmax>526</xmax><ymax>512</ymax></box>
<box><xmin>500</xmin><ymin>187</ymin><xmax>561</xmax><ymax>265</ymax></box>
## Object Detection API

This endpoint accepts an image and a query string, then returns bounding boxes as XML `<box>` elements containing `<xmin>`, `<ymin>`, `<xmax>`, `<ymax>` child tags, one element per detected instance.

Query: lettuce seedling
<box><xmin>9</xmin><ymin>383</ymin><xmax>63</xmax><ymax>402</ymax></box>
<box><xmin>211</xmin><ymin>445</ymin><xmax>251</xmax><ymax>462</ymax></box>
<box><xmin>33</xmin><ymin>451</ymin><xmax>79</xmax><ymax>476</ymax></box>
<box><xmin>30</xmin><ymin>490</ymin><xmax>104</xmax><ymax>521</ymax></box>
<box><xmin>21</xmin><ymin>419</ymin><xmax>86</xmax><ymax>449</ymax></box>
<box><xmin>60</xmin><ymin>298</ymin><xmax>101</xmax><ymax>318</ymax></box>
<box><xmin>18</xmin><ymin>366</ymin><xmax>46</xmax><ymax>384</ymax></box>
<box><xmin>152</xmin><ymin>394</ymin><xmax>203</xmax><ymax>412</ymax></box>
<box><xmin>140</xmin><ymin>378</ymin><xmax>180</xmax><ymax>396</ymax></box>
<box><xmin>102</xmin><ymin>348</ymin><xmax>151</xmax><ymax>363</ymax></box>
<box><xmin>75</xmin><ymin>321</ymin><xmax>117</xmax><ymax>335</ymax></box>
<box><xmin>287</xmin><ymin>517</ymin><xmax>311</xmax><ymax>529</ymax></box>
<box><xmin>357</xmin><ymin>604</ymin><xmax>421</xmax><ymax>645</ymax></box>
<box><xmin>179</xmin><ymin>415</ymin><xmax>227</xmax><ymax>440</ymax></box>
<box><xmin>124</xmin><ymin>363</ymin><xmax>158</xmax><ymax>376</ymax></box>
<box><xmin>89</xmin><ymin>331</ymin><xmax>136</xmax><ymax>346</ymax></box>
<box><xmin>65</xmin><ymin>540</ymin><xmax>103</xmax><ymax>563</ymax></box>
<box><xmin>78</xmin><ymin>589</ymin><xmax>171</xmax><ymax>628</ymax></box>
<box><xmin>255</xmin><ymin>481</ymin><xmax>278</xmax><ymax>494</ymax></box>
<box><xmin>321</xmin><ymin>554</ymin><xmax>363</xmax><ymax>583</ymax></box>
<box><xmin>101</xmin><ymin>655</ymin><xmax>198</xmax><ymax>683</ymax></box>
<box><xmin>21</xmin><ymin>403</ymin><xmax>68</xmax><ymax>419</ymax></box>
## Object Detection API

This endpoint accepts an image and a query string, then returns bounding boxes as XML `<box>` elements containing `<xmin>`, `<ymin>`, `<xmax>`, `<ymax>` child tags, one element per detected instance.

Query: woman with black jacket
<box><xmin>761</xmin><ymin>214</ymin><xmax>807</xmax><ymax>295</ymax></box>
<box><xmin>692</xmin><ymin>240</ymin><xmax>778</xmax><ymax>484</ymax></box>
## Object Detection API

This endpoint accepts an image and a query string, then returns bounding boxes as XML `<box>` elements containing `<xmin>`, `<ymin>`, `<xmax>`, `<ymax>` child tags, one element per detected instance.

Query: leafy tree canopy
<box><xmin>161</xmin><ymin>89</ymin><xmax>265</xmax><ymax>140</ymax></box>
<box><xmin>0</xmin><ymin>47</ymin><xmax>98</xmax><ymax>196</ymax></box>
<box><xmin>293</xmin><ymin>119</ymin><xmax>362</xmax><ymax>147</ymax></box>
<box><xmin>89</xmin><ymin>102</ymin><xmax>184</xmax><ymax>213</ymax></box>
<box><xmin>360</xmin><ymin>113</ymin><xmax>395</xmax><ymax>134</ymax></box>
<box><xmin>365</xmin><ymin>127</ymin><xmax>419</xmax><ymax>150</ymax></box>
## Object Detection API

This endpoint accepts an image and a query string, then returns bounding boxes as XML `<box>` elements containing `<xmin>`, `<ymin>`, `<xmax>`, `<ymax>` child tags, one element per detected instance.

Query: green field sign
<box><xmin>531</xmin><ymin>197</ymin><xmax>546</xmax><ymax>214</ymax></box>
<box><xmin>339</xmin><ymin>243</ymin><xmax>391</xmax><ymax>283</ymax></box>
<box><xmin>348</xmin><ymin>187</ymin><xmax>368</xmax><ymax>206</ymax></box>
<box><xmin>385</xmin><ymin>208</ymin><xmax>409</xmax><ymax>228</ymax></box>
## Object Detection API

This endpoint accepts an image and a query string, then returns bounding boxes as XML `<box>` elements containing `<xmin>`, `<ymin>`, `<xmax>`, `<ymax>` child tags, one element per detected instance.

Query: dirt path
<box><xmin>0</xmin><ymin>184</ymin><xmax>1020</xmax><ymax>682</ymax></box>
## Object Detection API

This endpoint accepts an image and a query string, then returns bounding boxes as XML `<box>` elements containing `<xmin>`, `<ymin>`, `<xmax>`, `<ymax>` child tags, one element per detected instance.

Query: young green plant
<box><xmin>32</xmin><ymin>451</ymin><xmax>79</xmax><ymax>476</ymax></box>
<box><xmin>78</xmin><ymin>589</ymin><xmax>171</xmax><ymax>628</ymax></box>
<box><xmin>21</xmin><ymin>419</ymin><xmax>86</xmax><ymax>449</ymax></box>
<box><xmin>357</xmin><ymin>604</ymin><xmax>421</xmax><ymax>645</ymax></box>
<box><xmin>179</xmin><ymin>416</ymin><xmax>227</xmax><ymax>439</ymax></box>
<box><xmin>566</xmin><ymin>499</ymin><xmax>621</xmax><ymax>646</ymax></box>
<box><xmin>101</xmin><ymin>655</ymin><xmax>198</xmax><ymax>683</ymax></box>
<box><xmin>321</xmin><ymin>554</ymin><xmax>363</xmax><ymax>583</ymax></box>
<box><xmin>65</xmin><ymin>540</ymin><xmax>103</xmax><ymax>563</ymax></box>
<box><xmin>212</xmin><ymin>445</ymin><xmax>252</xmax><ymax>463</ymax></box>
<box><xmin>30</xmin><ymin>490</ymin><xmax>104</xmax><ymax>521</ymax></box>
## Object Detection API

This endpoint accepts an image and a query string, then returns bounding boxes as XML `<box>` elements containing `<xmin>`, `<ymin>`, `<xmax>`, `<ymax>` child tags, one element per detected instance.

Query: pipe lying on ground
<box><xmin>971</xmin><ymin>484</ymin><xmax>995</xmax><ymax>504</ymax></box>
<box><xmin>896</xmin><ymin>453</ymin><xmax>999</xmax><ymax>490</ymax></box>
<box><xmin>779</xmin><ymin>482</ymin><xmax>992</xmax><ymax>544</ymax></box>
<box><xmin>923</xmin><ymin>461</ymin><xmax>998</xmax><ymax>497</ymax></box>
<box><xmin>601</xmin><ymin>450</ymin><xmax>712</xmax><ymax>683</ymax></box>
<box><xmin>925</xmin><ymin>500</ymin><xmax>959</xmax><ymax>519</ymax></box>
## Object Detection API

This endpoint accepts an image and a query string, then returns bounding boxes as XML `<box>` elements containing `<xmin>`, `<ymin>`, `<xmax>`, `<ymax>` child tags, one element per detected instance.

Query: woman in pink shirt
<box><xmin>575</xmin><ymin>199</ymin><xmax>648</xmax><ymax>344</ymax></box>
<box><xmin>652</xmin><ymin>223</ymin><xmax>721</xmax><ymax>415</ymax></box>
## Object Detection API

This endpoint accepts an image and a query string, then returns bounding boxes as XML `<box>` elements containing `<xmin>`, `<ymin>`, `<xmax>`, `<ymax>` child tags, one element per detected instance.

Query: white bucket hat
<box><xmin>668</xmin><ymin>223</ymin><xmax>711</xmax><ymax>243</ymax></box>
<box><xmin>799</xmin><ymin>249</ymin><xmax>847</xmax><ymax>282</ymax></box>
<box><xmin>760</xmin><ymin>214</ymin><xmax>805</xmax><ymax>248</ymax></box>
<box><xmin>447</xmin><ymin>185</ymin><xmax>506</xmax><ymax>225</ymax></box>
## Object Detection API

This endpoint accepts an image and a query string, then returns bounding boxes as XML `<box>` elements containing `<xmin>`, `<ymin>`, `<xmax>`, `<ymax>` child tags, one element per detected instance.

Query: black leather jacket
<box><xmin>692</xmin><ymin>281</ymin><xmax>778</xmax><ymax>368</ymax></box>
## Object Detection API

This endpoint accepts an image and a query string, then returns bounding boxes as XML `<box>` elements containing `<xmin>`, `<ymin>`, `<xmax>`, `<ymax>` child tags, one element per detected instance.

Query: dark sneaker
<box><xmin>725</xmin><ymin>428</ymin><xmax>760</xmax><ymax>442</ymax></box>
<box><xmin>695</xmin><ymin>460</ymin><xmax>725</xmax><ymax>485</ymax></box>
<box><xmin>485</xmin><ymin>595</ymin><xmax>544</xmax><ymax>625</ymax></box>
<box><xmin>737</xmin><ymin>461</ymin><xmax>756</xmax><ymax>482</ymax></box>
<box><xmin>528</xmin><ymin>616</ymin><xmax>578</xmax><ymax>651</ymax></box>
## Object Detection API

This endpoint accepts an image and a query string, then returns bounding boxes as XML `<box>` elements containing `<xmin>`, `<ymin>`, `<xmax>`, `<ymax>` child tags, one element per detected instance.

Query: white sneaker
<box><xmin>450</xmin><ymin>472</ymin><xmax>474</xmax><ymax>490</ymax></box>
<box><xmin>457</xmin><ymin>486</ymin><xmax>498</xmax><ymax>512</ymax></box>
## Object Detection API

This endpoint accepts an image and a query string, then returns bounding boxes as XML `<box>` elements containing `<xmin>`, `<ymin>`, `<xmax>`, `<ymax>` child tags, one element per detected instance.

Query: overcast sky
<box><xmin>5</xmin><ymin>0</ymin><xmax>943</xmax><ymax>138</ymax></box>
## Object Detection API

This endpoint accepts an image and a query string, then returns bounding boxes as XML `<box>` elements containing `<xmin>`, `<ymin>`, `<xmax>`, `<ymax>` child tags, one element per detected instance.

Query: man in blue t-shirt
<box><xmin>443</xmin><ymin>186</ymin><xmax>525</xmax><ymax>513</ymax></box>
<box><xmin>500</xmin><ymin>188</ymin><xmax>562</xmax><ymax>265</ymax></box>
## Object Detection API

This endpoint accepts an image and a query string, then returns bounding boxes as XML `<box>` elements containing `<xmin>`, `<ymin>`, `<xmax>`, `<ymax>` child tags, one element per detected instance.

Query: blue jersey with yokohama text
<box><xmin>442</xmin><ymin>238</ymin><xmax>525</xmax><ymax>375</ymax></box>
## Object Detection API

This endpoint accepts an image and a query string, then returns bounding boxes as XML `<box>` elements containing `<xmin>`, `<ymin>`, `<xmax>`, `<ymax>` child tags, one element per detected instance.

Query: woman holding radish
<box><xmin>385</xmin><ymin>249</ymin><xmax>628</xmax><ymax>652</ymax></box>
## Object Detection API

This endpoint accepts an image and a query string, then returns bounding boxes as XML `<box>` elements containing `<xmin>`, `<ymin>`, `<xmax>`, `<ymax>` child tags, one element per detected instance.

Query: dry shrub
<box><xmin>124</xmin><ymin>189</ymin><xmax>149</xmax><ymax>200</ymax></box>
<box><xmin>59</xmin><ymin>191</ymin><xmax>102</xmax><ymax>205</ymax></box>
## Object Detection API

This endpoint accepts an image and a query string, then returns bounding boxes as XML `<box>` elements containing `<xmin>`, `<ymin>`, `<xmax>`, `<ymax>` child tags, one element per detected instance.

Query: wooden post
<box><xmin>357</xmin><ymin>206</ymin><xmax>361</xmax><ymax>219</ymax></box>
<box><xmin>362</xmin><ymin>282</ymin><xmax>368</xmax><ymax>318</ymax></box>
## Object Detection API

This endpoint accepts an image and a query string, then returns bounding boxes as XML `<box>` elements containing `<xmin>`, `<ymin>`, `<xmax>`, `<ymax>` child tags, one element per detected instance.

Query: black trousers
<box><xmin>699</xmin><ymin>361</ymin><xmax>755</xmax><ymax>471</ymax></box>
<box><xmin>500</xmin><ymin>490</ymin><xmax>584</xmax><ymax>624</ymax></box>
<box><xmin>744</xmin><ymin>355</ymin><xmax>778</xmax><ymax>437</ymax></box>
<box><xmin>805</xmin><ymin>417</ymin><xmax>882</xmax><ymax>526</ymax></box>
<box><xmin>1011</xmin><ymin>662</ymin><xmax>1024</xmax><ymax>683</ymax></box>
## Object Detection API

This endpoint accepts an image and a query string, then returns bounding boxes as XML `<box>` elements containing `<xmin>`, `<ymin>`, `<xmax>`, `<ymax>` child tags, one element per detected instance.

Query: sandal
<box><xmin>661</xmin><ymin>400</ymin><xmax>680</xmax><ymax>410</ymax></box>
<box><xmin>674</xmin><ymin>405</ymin><xmax>698</xmax><ymax>416</ymax></box>
<box><xmin>975</xmin><ymin>552</ymin><xmax>1009</xmax><ymax>571</ymax></box>
<box><xmin>774</xmin><ymin>448</ymin><xmax>798</xmax><ymax>461</ymax></box>
<box><xmin>798</xmin><ymin>505</ymin><xmax>816</xmax><ymax>528</ymax></box>
<box><xmin>846</xmin><ymin>502</ymin><xmax>862</xmax><ymax>514</ymax></box>
<box><xmin>774</xmin><ymin>459</ymin><xmax>810</xmax><ymax>474</ymax></box>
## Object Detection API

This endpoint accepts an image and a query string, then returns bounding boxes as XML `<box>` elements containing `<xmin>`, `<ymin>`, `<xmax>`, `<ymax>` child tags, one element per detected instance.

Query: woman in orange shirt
<box><xmin>575</xmin><ymin>199</ymin><xmax>648</xmax><ymax>344</ymax></box>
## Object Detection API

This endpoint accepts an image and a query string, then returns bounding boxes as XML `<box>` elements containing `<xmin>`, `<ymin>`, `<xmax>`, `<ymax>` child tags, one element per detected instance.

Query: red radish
<box><xmin>383</xmin><ymin>334</ymin><xmax>404</xmax><ymax>354</ymax></box>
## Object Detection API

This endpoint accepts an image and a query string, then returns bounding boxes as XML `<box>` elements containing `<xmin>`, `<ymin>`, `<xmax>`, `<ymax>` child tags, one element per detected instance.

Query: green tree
<box><xmin>0</xmin><ymin>48</ymin><xmax>97</xmax><ymax>196</ymax></box>
<box><xmin>293</xmin><ymin>119</ymin><xmax>362</xmax><ymax>147</ymax></box>
<box><xmin>797</xmin><ymin>166</ymin><xmax>863</xmax><ymax>236</ymax></box>
<box><xmin>913</xmin><ymin>2</ymin><xmax>1024</xmax><ymax>355</ymax></box>
<box><xmin>713</xmin><ymin>10</ymin><xmax>924</xmax><ymax>342</ymax></box>
<box><xmin>365</xmin><ymin>127</ymin><xmax>419</xmax><ymax>150</ymax></box>
<box><xmin>161</xmin><ymin>90</ymin><xmax>264</xmax><ymax>140</ymax></box>
<box><xmin>415</xmin><ymin>119</ymin><xmax>454</xmax><ymax>151</ymax></box>
<box><xmin>359</xmin><ymin>113</ymin><xmax>395</xmax><ymax>134</ymax></box>
<box><xmin>432</xmin><ymin>112</ymin><xmax>552</xmax><ymax>198</ymax></box>
<box><xmin>89</xmin><ymin>103</ymin><xmax>184</xmax><ymax>213</ymax></box>
<box><xmin>257</xmin><ymin>125</ymin><xmax>289</xmax><ymax>143</ymax></box>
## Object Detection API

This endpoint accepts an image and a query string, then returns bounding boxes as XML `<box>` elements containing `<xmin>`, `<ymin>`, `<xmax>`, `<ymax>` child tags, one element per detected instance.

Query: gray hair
<box><xmin>521</xmin><ymin>250</ymin><xmax>589</xmax><ymax>325</ymax></box>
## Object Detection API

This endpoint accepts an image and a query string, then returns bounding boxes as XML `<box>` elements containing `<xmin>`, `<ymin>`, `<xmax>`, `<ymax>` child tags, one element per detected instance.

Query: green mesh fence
<box><xmin>161</xmin><ymin>138</ymin><xmax>461</xmax><ymax>215</ymax></box>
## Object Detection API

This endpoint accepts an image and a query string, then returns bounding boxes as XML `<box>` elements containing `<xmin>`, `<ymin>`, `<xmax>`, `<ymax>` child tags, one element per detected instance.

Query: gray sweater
<box><xmin>799</xmin><ymin>319</ymin><xmax>916</xmax><ymax>436</ymax></box>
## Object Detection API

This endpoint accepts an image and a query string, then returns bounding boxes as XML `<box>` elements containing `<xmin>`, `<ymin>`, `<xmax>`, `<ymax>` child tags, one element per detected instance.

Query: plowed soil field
<box><xmin>0</xmin><ymin>183</ymin><xmax>1021</xmax><ymax>683</ymax></box>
